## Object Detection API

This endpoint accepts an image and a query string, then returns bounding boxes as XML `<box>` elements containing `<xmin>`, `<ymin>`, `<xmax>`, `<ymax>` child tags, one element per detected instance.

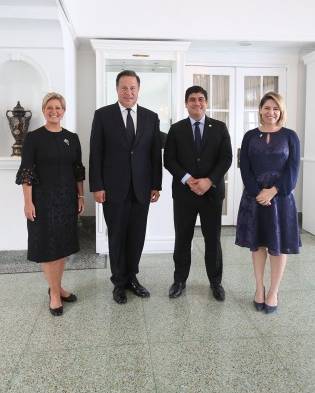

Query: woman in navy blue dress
<box><xmin>235</xmin><ymin>92</ymin><xmax>301</xmax><ymax>314</ymax></box>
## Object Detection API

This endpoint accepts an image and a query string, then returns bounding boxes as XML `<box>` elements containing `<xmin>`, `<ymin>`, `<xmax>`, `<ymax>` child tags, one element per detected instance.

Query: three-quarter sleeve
<box><xmin>240</xmin><ymin>131</ymin><xmax>260</xmax><ymax>196</ymax></box>
<box><xmin>73</xmin><ymin>133</ymin><xmax>85</xmax><ymax>182</ymax></box>
<box><xmin>16</xmin><ymin>132</ymin><xmax>39</xmax><ymax>185</ymax></box>
<box><xmin>274</xmin><ymin>130</ymin><xmax>300</xmax><ymax>196</ymax></box>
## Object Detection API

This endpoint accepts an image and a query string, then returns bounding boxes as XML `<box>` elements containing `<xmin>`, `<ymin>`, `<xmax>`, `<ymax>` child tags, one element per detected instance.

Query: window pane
<box><xmin>212</xmin><ymin>75</ymin><xmax>229</xmax><ymax>109</ymax></box>
<box><xmin>263</xmin><ymin>76</ymin><xmax>279</xmax><ymax>94</ymax></box>
<box><xmin>244</xmin><ymin>76</ymin><xmax>260</xmax><ymax>110</ymax></box>
<box><xmin>193</xmin><ymin>74</ymin><xmax>210</xmax><ymax>99</ymax></box>
<box><xmin>211</xmin><ymin>111</ymin><xmax>229</xmax><ymax>128</ymax></box>
<box><xmin>244</xmin><ymin>111</ymin><xmax>259</xmax><ymax>128</ymax></box>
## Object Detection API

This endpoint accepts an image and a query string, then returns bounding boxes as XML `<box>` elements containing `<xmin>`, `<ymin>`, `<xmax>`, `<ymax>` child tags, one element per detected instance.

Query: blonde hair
<box><xmin>259</xmin><ymin>91</ymin><xmax>286</xmax><ymax>127</ymax></box>
<box><xmin>42</xmin><ymin>92</ymin><xmax>66</xmax><ymax>111</ymax></box>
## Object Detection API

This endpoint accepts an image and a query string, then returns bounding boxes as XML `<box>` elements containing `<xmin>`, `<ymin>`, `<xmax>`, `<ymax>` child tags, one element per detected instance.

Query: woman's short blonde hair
<box><xmin>259</xmin><ymin>91</ymin><xmax>286</xmax><ymax>127</ymax></box>
<box><xmin>42</xmin><ymin>92</ymin><xmax>66</xmax><ymax>111</ymax></box>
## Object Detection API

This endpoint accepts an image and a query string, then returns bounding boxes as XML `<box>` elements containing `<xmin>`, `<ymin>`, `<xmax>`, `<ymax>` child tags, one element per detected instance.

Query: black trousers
<box><xmin>103</xmin><ymin>187</ymin><xmax>150</xmax><ymax>288</ymax></box>
<box><xmin>173</xmin><ymin>194</ymin><xmax>223</xmax><ymax>286</ymax></box>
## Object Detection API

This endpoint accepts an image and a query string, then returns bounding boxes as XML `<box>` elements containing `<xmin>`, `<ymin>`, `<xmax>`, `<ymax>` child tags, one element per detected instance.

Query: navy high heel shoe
<box><xmin>253</xmin><ymin>287</ymin><xmax>265</xmax><ymax>311</ymax></box>
<box><xmin>264</xmin><ymin>294</ymin><xmax>278</xmax><ymax>314</ymax></box>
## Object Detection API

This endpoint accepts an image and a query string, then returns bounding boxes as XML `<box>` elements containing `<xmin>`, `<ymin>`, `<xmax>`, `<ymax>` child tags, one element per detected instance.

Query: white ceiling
<box><xmin>61</xmin><ymin>0</ymin><xmax>315</xmax><ymax>44</ymax></box>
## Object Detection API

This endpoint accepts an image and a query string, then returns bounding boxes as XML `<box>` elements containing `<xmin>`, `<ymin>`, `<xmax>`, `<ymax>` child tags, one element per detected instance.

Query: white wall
<box><xmin>76</xmin><ymin>47</ymin><xmax>96</xmax><ymax>216</ymax></box>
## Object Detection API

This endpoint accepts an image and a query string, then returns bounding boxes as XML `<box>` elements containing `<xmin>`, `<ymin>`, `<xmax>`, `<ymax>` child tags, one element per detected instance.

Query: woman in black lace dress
<box><xmin>16</xmin><ymin>93</ymin><xmax>85</xmax><ymax>316</ymax></box>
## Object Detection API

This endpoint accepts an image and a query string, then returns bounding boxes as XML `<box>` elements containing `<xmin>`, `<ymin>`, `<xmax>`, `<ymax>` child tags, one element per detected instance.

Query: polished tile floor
<box><xmin>0</xmin><ymin>227</ymin><xmax>314</xmax><ymax>393</ymax></box>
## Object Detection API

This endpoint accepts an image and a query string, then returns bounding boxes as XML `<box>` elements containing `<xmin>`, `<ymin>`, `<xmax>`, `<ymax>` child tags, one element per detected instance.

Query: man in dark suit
<box><xmin>164</xmin><ymin>85</ymin><xmax>232</xmax><ymax>301</ymax></box>
<box><xmin>89</xmin><ymin>70</ymin><xmax>162</xmax><ymax>304</ymax></box>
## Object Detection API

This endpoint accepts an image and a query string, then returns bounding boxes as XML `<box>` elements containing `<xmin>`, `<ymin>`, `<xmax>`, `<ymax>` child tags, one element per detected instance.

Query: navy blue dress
<box><xmin>235</xmin><ymin>127</ymin><xmax>301</xmax><ymax>255</ymax></box>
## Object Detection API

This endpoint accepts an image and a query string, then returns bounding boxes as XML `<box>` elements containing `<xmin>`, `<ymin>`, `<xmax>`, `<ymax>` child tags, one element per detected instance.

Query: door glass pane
<box><xmin>244</xmin><ymin>111</ymin><xmax>259</xmax><ymax>131</ymax></box>
<box><xmin>263</xmin><ymin>76</ymin><xmax>278</xmax><ymax>94</ymax></box>
<box><xmin>212</xmin><ymin>76</ymin><xmax>229</xmax><ymax>109</ymax></box>
<box><xmin>212</xmin><ymin>111</ymin><xmax>229</xmax><ymax>127</ymax></box>
<box><xmin>193</xmin><ymin>74</ymin><xmax>210</xmax><ymax>96</ymax></box>
<box><xmin>244</xmin><ymin>76</ymin><xmax>260</xmax><ymax>110</ymax></box>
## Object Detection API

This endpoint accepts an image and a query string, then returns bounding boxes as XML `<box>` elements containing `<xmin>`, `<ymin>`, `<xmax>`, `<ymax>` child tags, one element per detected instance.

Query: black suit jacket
<box><xmin>164</xmin><ymin>116</ymin><xmax>232</xmax><ymax>200</ymax></box>
<box><xmin>89</xmin><ymin>102</ymin><xmax>162</xmax><ymax>204</ymax></box>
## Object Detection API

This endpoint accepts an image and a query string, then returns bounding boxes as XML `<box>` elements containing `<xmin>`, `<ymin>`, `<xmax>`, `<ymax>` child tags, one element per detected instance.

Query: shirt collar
<box><xmin>118</xmin><ymin>101</ymin><xmax>138</xmax><ymax>113</ymax></box>
<box><xmin>189</xmin><ymin>115</ymin><xmax>205</xmax><ymax>127</ymax></box>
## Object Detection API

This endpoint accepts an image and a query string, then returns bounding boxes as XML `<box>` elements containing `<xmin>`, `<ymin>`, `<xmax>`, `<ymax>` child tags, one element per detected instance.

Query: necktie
<box><xmin>194</xmin><ymin>121</ymin><xmax>202</xmax><ymax>153</ymax></box>
<box><xmin>126</xmin><ymin>108</ymin><xmax>135</xmax><ymax>145</ymax></box>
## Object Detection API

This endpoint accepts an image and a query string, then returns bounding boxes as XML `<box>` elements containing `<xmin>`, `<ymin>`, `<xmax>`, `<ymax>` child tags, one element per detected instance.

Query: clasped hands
<box><xmin>187</xmin><ymin>176</ymin><xmax>212</xmax><ymax>196</ymax></box>
<box><xmin>256</xmin><ymin>186</ymin><xmax>278</xmax><ymax>206</ymax></box>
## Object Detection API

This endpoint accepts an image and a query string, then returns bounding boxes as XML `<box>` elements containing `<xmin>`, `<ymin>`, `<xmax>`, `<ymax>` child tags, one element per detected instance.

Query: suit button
<box><xmin>196</xmin><ymin>158</ymin><xmax>201</xmax><ymax>162</ymax></box>
<box><xmin>131</xmin><ymin>151</ymin><xmax>134</xmax><ymax>155</ymax></box>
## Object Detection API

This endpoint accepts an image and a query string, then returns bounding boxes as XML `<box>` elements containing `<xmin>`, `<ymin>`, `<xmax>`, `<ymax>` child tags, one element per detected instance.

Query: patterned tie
<box><xmin>194</xmin><ymin>121</ymin><xmax>202</xmax><ymax>153</ymax></box>
<box><xmin>126</xmin><ymin>108</ymin><xmax>135</xmax><ymax>145</ymax></box>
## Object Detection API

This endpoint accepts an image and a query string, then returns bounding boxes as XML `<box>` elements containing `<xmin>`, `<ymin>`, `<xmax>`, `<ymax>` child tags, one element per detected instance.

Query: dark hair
<box><xmin>185</xmin><ymin>86</ymin><xmax>208</xmax><ymax>102</ymax></box>
<box><xmin>116</xmin><ymin>70</ymin><xmax>140</xmax><ymax>87</ymax></box>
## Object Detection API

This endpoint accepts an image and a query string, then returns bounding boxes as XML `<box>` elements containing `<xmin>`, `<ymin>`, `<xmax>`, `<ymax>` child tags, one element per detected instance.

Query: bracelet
<box><xmin>78</xmin><ymin>195</ymin><xmax>85</xmax><ymax>198</ymax></box>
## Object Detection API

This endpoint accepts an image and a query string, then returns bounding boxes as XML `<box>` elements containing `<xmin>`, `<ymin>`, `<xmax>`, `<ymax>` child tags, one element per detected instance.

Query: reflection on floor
<box><xmin>0</xmin><ymin>225</ymin><xmax>314</xmax><ymax>393</ymax></box>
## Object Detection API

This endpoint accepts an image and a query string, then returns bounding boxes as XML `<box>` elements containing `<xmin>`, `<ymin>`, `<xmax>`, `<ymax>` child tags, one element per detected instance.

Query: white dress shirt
<box><xmin>118</xmin><ymin>102</ymin><xmax>137</xmax><ymax>133</ymax></box>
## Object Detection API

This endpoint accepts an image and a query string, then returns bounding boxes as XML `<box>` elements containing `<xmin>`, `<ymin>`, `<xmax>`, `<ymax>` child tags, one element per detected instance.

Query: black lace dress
<box><xmin>16</xmin><ymin>127</ymin><xmax>85</xmax><ymax>262</ymax></box>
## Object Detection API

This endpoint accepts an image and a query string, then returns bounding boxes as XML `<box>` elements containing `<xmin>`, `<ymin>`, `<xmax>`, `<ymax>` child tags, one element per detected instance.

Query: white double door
<box><xmin>185</xmin><ymin>66</ymin><xmax>286</xmax><ymax>225</ymax></box>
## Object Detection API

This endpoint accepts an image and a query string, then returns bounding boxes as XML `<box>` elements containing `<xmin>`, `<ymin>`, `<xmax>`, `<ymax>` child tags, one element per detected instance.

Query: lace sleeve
<box><xmin>16</xmin><ymin>166</ymin><xmax>39</xmax><ymax>185</ymax></box>
<box><xmin>74</xmin><ymin>163</ymin><xmax>85</xmax><ymax>182</ymax></box>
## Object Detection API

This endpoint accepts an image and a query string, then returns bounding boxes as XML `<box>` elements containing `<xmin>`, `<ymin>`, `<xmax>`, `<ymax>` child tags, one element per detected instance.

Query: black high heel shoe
<box><xmin>253</xmin><ymin>287</ymin><xmax>265</xmax><ymax>311</ymax></box>
<box><xmin>264</xmin><ymin>294</ymin><xmax>278</xmax><ymax>314</ymax></box>
<box><xmin>49</xmin><ymin>305</ymin><xmax>63</xmax><ymax>316</ymax></box>
<box><xmin>48</xmin><ymin>288</ymin><xmax>63</xmax><ymax>316</ymax></box>
<box><xmin>48</xmin><ymin>288</ymin><xmax>77</xmax><ymax>303</ymax></box>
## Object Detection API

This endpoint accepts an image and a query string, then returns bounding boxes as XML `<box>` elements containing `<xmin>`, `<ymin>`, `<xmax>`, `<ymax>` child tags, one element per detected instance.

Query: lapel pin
<box><xmin>208</xmin><ymin>124</ymin><xmax>212</xmax><ymax>127</ymax></box>
<box><xmin>64</xmin><ymin>138</ymin><xmax>69</xmax><ymax>146</ymax></box>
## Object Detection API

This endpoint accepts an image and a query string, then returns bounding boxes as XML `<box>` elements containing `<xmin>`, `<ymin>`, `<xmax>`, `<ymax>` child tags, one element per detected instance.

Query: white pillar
<box><xmin>302</xmin><ymin>51</ymin><xmax>315</xmax><ymax>234</ymax></box>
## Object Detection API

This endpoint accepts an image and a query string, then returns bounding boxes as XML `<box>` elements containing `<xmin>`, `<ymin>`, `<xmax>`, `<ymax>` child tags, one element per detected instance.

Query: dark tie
<box><xmin>194</xmin><ymin>121</ymin><xmax>202</xmax><ymax>153</ymax></box>
<box><xmin>126</xmin><ymin>108</ymin><xmax>135</xmax><ymax>145</ymax></box>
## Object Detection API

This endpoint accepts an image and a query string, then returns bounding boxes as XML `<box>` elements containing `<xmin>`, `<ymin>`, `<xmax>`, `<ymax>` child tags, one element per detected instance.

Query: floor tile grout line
<box><xmin>141</xmin><ymin>298</ymin><xmax>159</xmax><ymax>393</ymax></box>
<box><xmin>5</xmin><ymin>302</ymin><xmax>45</xmax><ymax>392</ymax></box>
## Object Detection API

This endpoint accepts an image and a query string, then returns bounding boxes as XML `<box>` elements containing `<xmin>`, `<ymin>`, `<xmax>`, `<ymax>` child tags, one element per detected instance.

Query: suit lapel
<box><xmin>201</xmin><ymin>116</ymin><xmax>213</xmax><ymax>151</ymax></box>
<box><xmin>184</xmin><ymin>118</ymin><xmax>195</xmax><ymax>147</ymax></box>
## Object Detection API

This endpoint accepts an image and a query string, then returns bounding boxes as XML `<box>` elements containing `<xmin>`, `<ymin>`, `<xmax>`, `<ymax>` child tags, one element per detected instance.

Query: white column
<box><xmin>302</xmin><ymin>51</ymin><xmax>315</xmax><ymax>234</ymax></box>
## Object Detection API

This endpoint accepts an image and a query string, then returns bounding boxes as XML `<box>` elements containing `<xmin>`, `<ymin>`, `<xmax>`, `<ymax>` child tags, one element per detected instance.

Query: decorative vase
<box><xmin>6</xmin><ymin>101</ymin><xmax>32</xmax><ymax>156</ymax></box>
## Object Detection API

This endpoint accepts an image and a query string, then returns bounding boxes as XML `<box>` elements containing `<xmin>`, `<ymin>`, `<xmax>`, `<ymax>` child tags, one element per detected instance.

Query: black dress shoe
<box><xmin>49</xmin><ymin>305</ymin><xmax>63</xmax><ymax>316</ymax></box>
<box><xmin>113</xmin><ymin>286</ymin><xmax>127</xmax><ymax>304</ymax></box>
<box><xmin>126</xmin><ymin>279</ymin><xmax>150</xmax><ymax>298</ymax></box>
<box><xmin>169</xmin><ymin>282</ymin><xmax>186</xmax><ymax>298</ymax></box>
<box><xmin>211</xmin><ymin>284</ymin><xmax>225</xmax><ymax>301</ymax></box>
